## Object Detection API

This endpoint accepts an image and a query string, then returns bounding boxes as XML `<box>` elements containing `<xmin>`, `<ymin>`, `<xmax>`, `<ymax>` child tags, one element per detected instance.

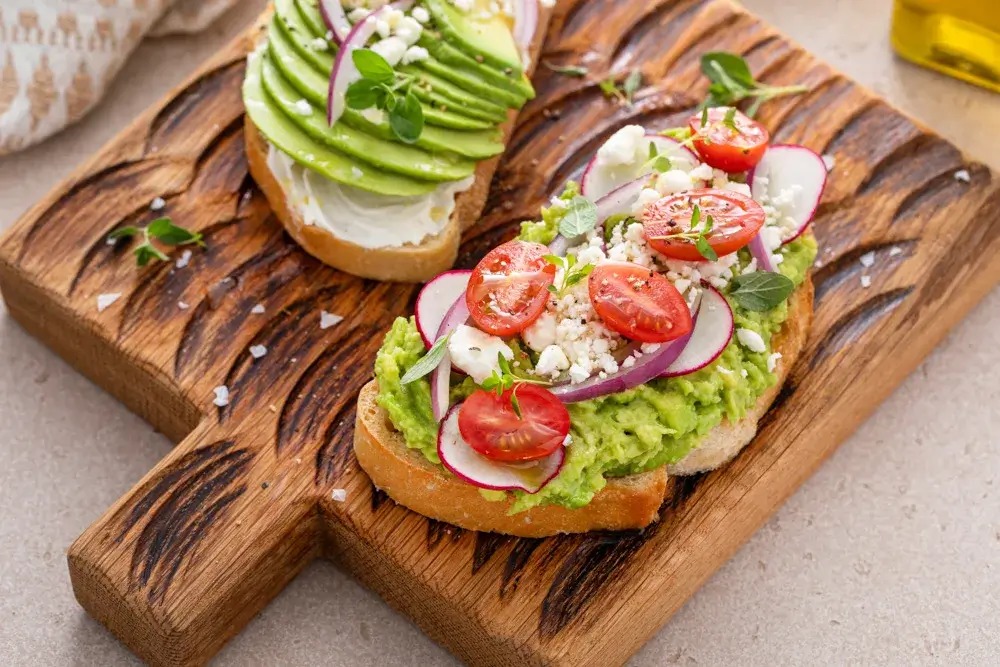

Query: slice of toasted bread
<box><xmin>354</xmin><ymin>277</ymin><xmax>814</xmax><ymax>537</ymax></box>
<box><xmin>244</xmin><ymin>7</ymin><xmax>549</xmax><ymax>283</ymax></box>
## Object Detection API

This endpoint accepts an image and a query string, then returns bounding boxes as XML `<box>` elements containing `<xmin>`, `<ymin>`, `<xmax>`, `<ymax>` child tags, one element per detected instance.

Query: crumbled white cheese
<box><xmin>347</xmin><ymin>8</ymin><xmax>370</xmax><ymax>23</ymax></box>
<box><xmin>293</xmin><ymin>99</ymin><xmax>313</xmax><ymax>116</ymax></box>
<box><xmin>655</xmin><ymin>169</ymin><xmax>694</xmax><ymax>195</ymax></box>
<box><xmin>736</xmin><ymin>328</ymin><xmax>766</xmax><ymax>353</ymax></box>
<box><xmin>596</xmin><ymin>125</ymin><xmax>646</xmax><ymax>167</ymax></box>
<box><xmin>310</xmin><ymin>37</ymin><xmax>329</xmax><ymax>51</ymax></box>
<box><xmin>535</xmin><ymin>345</ymin><xmax>571</xmax><ymax>378</ymax></box>
<box><xmin>212</xmin><ymin>385</ymin><xmax>230</xmax><ymax>407</ymax></box>
<box><xmin>767</xmin><ymin>352</ymin><xmax>782</xmax><ymax>373</ymax></box>
<box><xmin>375</xmin><ymin>18</ymin><xmax>391</xmax><ymax>39</ymax></box>
<box><xmin>332</xmin><ymin>488</ymin><xmax>347</xmax><ymax>502</ymax></box>
<box><xmin>522</xmin><ymin>311</ymin><xmax>556</xmax><ymax>352</ymax></box>
<box><xmin>96</xmin><ymin>293</ymin><xmax>121</xmax><ymax>312</ymax></box>
<box><xmin>411</xmin><ymin>6</ymin><xmax>430</xmax><ymax>22</ymax></box>
<box><xmin>320</xmin><ymin>311</ymin><xmax>344</xmax><ymax>330</ymax></box>
<box><xmin>361</xmin><ymin>107</ymin><xmax>385</xmax><ymax>124</ymax></box>
<box><xmin>821</xmin><ymin>154</ymin><xmax>835</xmax><ymax>172</ymax></box>
<box><xmin>395</xmin><ymin>16</ymin><xmax>423</xmax><ymax>46</ymax></box>
<box><xmin>888</xmin><ymin>246</ymin><xmax>903</xmax><ymax>257</ymax></box>
<box><xmin>402</xmin><ymin>45</ymin><xmax>429</xmax><ymax>65</ymax></box>
<box><xmin>177</xmin><ymin>301</ymin><xmax>190</xmax><ymax>310</ymax></box>
<box><xmin>250</xmin><ymin>344</ymin><xmax>268</xmax><ymax>359</ymax></box>
<box><xmin>954</xmin><ymin>169</ymin><xmax>971</xmax><ymax>183</ymax></box>
<box><xmin>688</xmin><ymin>163</ymin><xmax>714</xmax><ymax>182</ymax></box>
<box><xmin>860</xmin><ymin>275</ymin><xmax>872</xmax><ymax>288</ymax></box>
<box><xmin>175</xmin><ymin>249</ymin><xmax>192</xmax><ymax>269</ymax></box>
<box><xmin>150</xmin><ymin>197</ymin><xmax>166</xmax><ymax>211</ymax></box>
<box><xmin>251</xmin><ymin>303</ymin><xmax>266</xmax><ymax>314</ymax></box>
<box><xmin>371</xmin><ymin>36</ymin><xmax>407</xmax><ymax>66</ymax></box>
<box><xmin>859</xmin><ymin>251</ymin><xmax>875</xmax><ymax>268</ymax></box>
<box><xmin>448</xmin><ymin>325</ymin><xmax>513</xmax><ymax>383</ymax></box>
<box><xmin>631</xmin><ymin>187</ymin><xmax>662</xmax><ymax>216</ymax></box>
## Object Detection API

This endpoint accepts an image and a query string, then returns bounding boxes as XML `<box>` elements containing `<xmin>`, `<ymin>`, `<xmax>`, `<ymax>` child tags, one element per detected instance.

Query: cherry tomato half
<box><xmin>466</xmin><ymin>240</ymin><xmax>556</xmax><ymax>337</ymax></box>
<box><xmin>641</xmin><ymin>188</ymin><xmax>765</xmax><ymax>261</ymax></box>
<box><xmin>688</xmin><ymin>107</ymin><xmax>769</xmax><ymax>173</ymax></box>
<box><xmin>588</xmin><ymin>263</ymin><xmax>693</xmax><ymax>343</ymax></box>
<box><xmin>458</xmin><ymin>385</ymin><xmax>571</xmax><ymax>462</ymax></box>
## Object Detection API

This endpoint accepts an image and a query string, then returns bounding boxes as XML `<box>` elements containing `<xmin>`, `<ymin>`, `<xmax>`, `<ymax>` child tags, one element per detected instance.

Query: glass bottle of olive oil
<box><xmin>891</xmin><ymin>0</ymin><xmax>1000</xmax><ymax>93</ymax></box>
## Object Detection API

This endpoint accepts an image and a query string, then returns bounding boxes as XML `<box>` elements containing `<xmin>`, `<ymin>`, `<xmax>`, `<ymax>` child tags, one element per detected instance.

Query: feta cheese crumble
<box><xmin>320</xmin><ymin>311</ymin><xmax>344</xmax><ymax>330</ymax></box>
<box><xmin>212</xmin><ymin>385</ymin><xmax>230</xmax><ymax>407</ymax></box>
<box><xmin>177</xmin><ymin>301</ymin><xmax>190</xmax><ymax>310</ymax></box>
<box><xmin>250</xmin><ymin>345</ymin><xmax>268</xmax><ymax>359</ymax></box>
<box><xmin>251</xmin><ymin>303</ymin><xmax>266</xmax><ymax>314</ymax></box>
<box><xmin>150</xmin><ymin>197</ymin><xmax>166</xmax><ymax>211</ymax></box>
<box><xmin>293</xmin><ymin>99</ymin><xmax>313</xmax><ymax>116</ymax></box>
<box><xmin>175</xmin><ymin>249</ymin><xmax>192</xmax><ymax>269</ymax></box>
<box><xmin>332</xmin><ymin>488</ymin><xmax>347</xmax><ymax>502</ymax></box>
<box><xmin>96</xmin><ymin>293</ymin><xmax>121</xmax><ymax>312</ymax></box>
<box><xmin>859</xmin><ymin>251</ymin><xmax>875</xmax><ymax>268</ymax></box>
<box><xmin>448</xmin><ymin>325</ymin><xmax>512</xmax><ymax>384</ymax></box>
<box><xmin>954</xmin><ymin>169</ymin><xmax>971</xmax><ymax>183</ymax></box>
<box><xmin>767</xmin><ymin>352</ymin><xmax>782</xmax><ymax>373</ymax></box>
<box><xmin>736</xmin><ymin>328</ymin><xmax>766</xmax><ymax>353</ymax></box>
<box><xmin>860</xmin><ymin>275</ymin><xmax>872</xmax><ymax>288</ymax></box>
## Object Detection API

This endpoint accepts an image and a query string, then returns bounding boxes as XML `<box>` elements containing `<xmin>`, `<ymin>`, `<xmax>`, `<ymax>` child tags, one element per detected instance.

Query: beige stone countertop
<box><xmin>1</xmin><ymin>1</ymin><xmax>999</xmax><ymax>665</ymax></box>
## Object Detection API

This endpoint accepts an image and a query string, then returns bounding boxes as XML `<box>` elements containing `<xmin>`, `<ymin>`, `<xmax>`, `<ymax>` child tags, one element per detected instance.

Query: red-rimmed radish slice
<box><xmin>512</xmin><ymin>0</ymin><xmax>538</xmax><ymax>52</ymax></box>
<box><xmin>318</xmin><ymin>0</ymin><xmax>351</xmax><ymax>44</ymax></box>
<box><xmin>581</xmin><ymin>134</ymin><xmax>699</xmax><ymax>199</ymax></box>
<box><xmin>438</xmin><ymin>404</ymin><xmax>565</xmax><ymax>493</ymax></box>
<box><xmin>430</xmin><ymin>290</ymin><xmax>470</xmax><ymax>422</ymax></box>
<box><xmin>749</xmin><ymin>144</ymin><xmax>827</xmax><ymax>245</ymax></box>
<box><xmin>546</xmin><ymin>176</ymin><xmax>649</xmax><ymax>257</ymax></box>
<box><xmin>747</xmin><ymin>232</ymin><xmax>779</xmax><ymax>273</ymax></box>
<box><xmin>326</xmin><ymin>1</ymin><xmax>414</xmax><ymax>126</ymax></box>
<box><xmin>662</xmin><ymin>284</ymin><xmax>733</xmax><ymax>377</ymax></box>
<box><xmin>416</xmin><ymin>270</ymin><xmax>472</xmax><ymax>348</ymax></box>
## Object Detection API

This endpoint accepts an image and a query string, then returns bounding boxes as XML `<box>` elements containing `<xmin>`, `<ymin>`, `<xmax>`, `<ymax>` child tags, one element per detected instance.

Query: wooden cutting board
<box><xmin>2</xmin><ymin>1</ymin><xmax>998</xmax><ymax>665</ymax></box>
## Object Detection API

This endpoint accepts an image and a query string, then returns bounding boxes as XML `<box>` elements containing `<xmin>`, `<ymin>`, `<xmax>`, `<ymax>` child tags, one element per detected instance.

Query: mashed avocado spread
<box><xmin>374</xmin><ymin>185</ymin><xmax>817</xmax><ymax>512</ymax></box>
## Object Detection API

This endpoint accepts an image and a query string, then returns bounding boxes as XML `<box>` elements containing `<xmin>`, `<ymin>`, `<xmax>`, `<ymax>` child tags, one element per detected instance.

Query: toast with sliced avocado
<box><xmin>243</xmin><ymin>0</ymin><xmax>549</xmax><ymax>282</ymax></box>
<box><xmin>355</xmin><ymin>110</ymin><xmax>825</xmax><ymax>536</ymax></box>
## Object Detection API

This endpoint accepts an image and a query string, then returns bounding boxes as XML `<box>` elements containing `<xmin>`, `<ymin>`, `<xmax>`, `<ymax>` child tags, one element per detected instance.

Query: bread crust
<box><xmin>354</xmin><ymin>277</ymin><xmax>814</xmax><ymax>536</ymax></box>
<box><xmin>244</xmin><ymin>7</ymin><xmax>549</xmax><ymax>283</ymax></box>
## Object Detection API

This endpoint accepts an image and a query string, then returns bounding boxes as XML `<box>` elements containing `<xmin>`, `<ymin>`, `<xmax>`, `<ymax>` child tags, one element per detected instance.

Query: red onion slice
<box><xmin>546</xmin><ymin>175</ymin><xmax>649</xmax><ymax>257</ymax></box>
<box><xmin>318</xmin><ymin>0</ymin><xmax>351</xmax><ymax>44</ymax></box>
<box><xmin>512</xmin><ymin>0</ymin><xmax>539</xmax><ymax>52</ymax></box>
<box><xmin>429</xmin><ymin>290</ymin><xmax>470</xmax><ymax>422</ymax></box>
<box><xmin>437</xmin><ymin>404</ymin><xmax>565</xmax><ymax>493</ymax></box>
<box><xmin>747</xmin><ymin>232</ymin><xmax>779</xmax><ymax>273</ymax></box>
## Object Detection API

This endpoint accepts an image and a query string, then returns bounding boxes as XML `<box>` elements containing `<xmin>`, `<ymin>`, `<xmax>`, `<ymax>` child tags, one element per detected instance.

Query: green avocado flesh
<box><xmin>425</xmin><ymin>0</ymin><xmax>523</xmax><ymax>74</ymax></box>
<box><xmin>246</xmin><ymin>0</ymin><xmax>531</xmax><ymax>192</ymax></box>
<box><xmin>374</xmin><ymin>185</ymin><xmax>819</xmax><ymax>512</ymax></box>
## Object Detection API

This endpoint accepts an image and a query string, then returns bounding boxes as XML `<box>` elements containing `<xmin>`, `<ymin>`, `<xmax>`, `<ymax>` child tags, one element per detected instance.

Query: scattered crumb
<box><xmin>889</xmin><ymin>246</ymin><xmax>903</xmax><ymax>257</ymax></box>
<box><xmin>860</xmin><ymin>275</ymin><xmax>872</xmax><ymax>288</ymax></box>
<box><xmin>269</xmin><ymin>404</ymin><xmax>278</xmax><ymax>413</ymax></box>
<box><xmin>96</xmin><ymin>293</ymin><xmax>121</xmax><ymax>312</ymax></box>
<box><xmin>953</xmin><ymin>169</ymin><xmax>971</xmax><ymax>183</ymax></box>
<box><xmin>150</xmin><ymin>197</ymin><xmax>166</xmax><ymax>211</ymax></box>
<box><xmin>105</xmin><ymin>236</ymin><xmax>117</xmax><ymax>246</ymax></box>
<box><xmin>249</xmin><ymin>344</ymin><xmax>268</xmax><ymax>359</ymax></box>
<box><xmin>177</xmin><ymin>301</ymin><xmax>190</xmax><ymax>310</ymax></box>
<box><xmin>175</xmin><ymin>249</ymin><xmax>192</xmax><ymax>269</ymax></box>
<box><xmin>320</xmin><ymin>310</ymin><xmax>344</xmax><ymax>330</ymax></box>
<box><xmin>212</xmin><ymin>385</ymin><xmax>230</xmax><ymax>407</ymax></box>
<box><xmin>332</xmin><ymin>488</ymin><xmax>347</xmax><ymax>502</ymax></box>
<box><xmin>821</xmin><ymin>154</ymin><xmax>835</xmax><ymax>172</ymax></box>
<box><xmin>251</xmin><ymin>303</ymin><xmax>266</xmax><ymax>314</ymax></box>
<box><xmin>859</xmin><ymin>251</ymin><xmax>875</xmax><ymax>268</ymax></box>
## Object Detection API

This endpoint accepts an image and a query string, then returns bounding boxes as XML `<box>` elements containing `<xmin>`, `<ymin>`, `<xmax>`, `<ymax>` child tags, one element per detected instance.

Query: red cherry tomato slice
<box><xmin>466</xmin><ymin>240</ymin><xmax>556</xmax><ymax>337</ymax></box>
<box><xmin>641</xmin><ymin>188</ymin><xmax>765</xmax><ymax>261</ymax></box>
<box><xmin>588</xmin><ymin>263</ymin><xmax>693</xmax><ymax>343</ymax></box>
<box><xmin>688</xmin><ymin>107</ymin><xmax>769</xmax><ymax>173</ymax></box>
<box><xmin>458</xmin><ymin>385</ymin><xmax>570</xmax><ymax>462</ymax></box>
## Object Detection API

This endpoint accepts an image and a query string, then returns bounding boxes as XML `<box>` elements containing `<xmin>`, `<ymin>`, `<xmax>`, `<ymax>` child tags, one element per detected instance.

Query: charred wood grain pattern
<box><xmin>1</xmin><ymin>0</ymin><xmax>999</xmax><ymax>666</ymax></box>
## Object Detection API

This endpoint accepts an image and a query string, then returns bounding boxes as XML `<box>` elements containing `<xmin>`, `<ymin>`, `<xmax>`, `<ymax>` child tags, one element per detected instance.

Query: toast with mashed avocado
<box><xmin>354</xmin><ymin>110</ymin><xmax>826</xmax><ymax>537</ymax></box>
<box><xmin>242</xmin><ymin>0</ymin><xmax>550</xmax><ymax>282</ymax></box>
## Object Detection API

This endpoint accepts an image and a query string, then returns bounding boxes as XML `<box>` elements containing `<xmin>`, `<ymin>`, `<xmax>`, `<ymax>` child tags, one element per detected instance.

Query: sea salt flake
<box><xmin>250</xmin><ymin>344</ymin><xmax>268</xmax><ymax>359</ymax></box>
<box><xmin>889</xmin><ymin>246</ymin><xmax>903</xmax><ymax>257</ymax></box>
<box><xmin>251</xmin><ymin>304</ymin><xmax>266</xmax><ymax>314</ymax></box>
<box><xmin>177</xmin><ymin>301</ymin><xmax>190</xmax><ymax>310</ymax></box>
<box><xmin>860</xmin><ymin>275</ymin><xmax>872</xmax><ymax>288</ymax></box>
<box><xmin>150</xmin><ymin>197</ymin><xmax>166</xmax><ymax>211</ymax></box>
<box><xmin>859</xmin><ymin>251</ymin><xmax>875</xmax><ymax>268</ymax></box>
<box><xmin>320</xmin><ymin>311</ymin><xmax>344</xmax><ymax>330</ymax></box>
<box><xmin>953</xmin><ymin>169</ymin><xmax>971</xmax><ymax>183</ymax></box>
<box><xmin>332</xmin><ymin>488</ymin><xmax>347</xmax><ymax>502</ymax></box>
<box><xmin>175</xmin><ymin>249</ymin><xmax>192</xmax><ymax>269</ymax></box>
<box><xmin>213</xmin><ymin>385</ymin><xmax>230</xmax><ymax>407</ymax></box>
<box><xmin>96</xmin><ymin>293</ymin><xmax>121</xmax><ymax>312</ymax></box>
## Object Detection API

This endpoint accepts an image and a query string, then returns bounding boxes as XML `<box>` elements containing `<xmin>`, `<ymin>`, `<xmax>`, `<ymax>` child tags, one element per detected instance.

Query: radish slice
<box><xmin>663</xmin><ymin>284</ymin><xmax>734</xmax><ymax>377</ymax></box>
<box><xmin>326</xmin><ymin>1</ymin><xmax>414</xmax><ymax>126</ymax></box>
<box><xmin>512</xmin><ymin>0</ymin><xmax>538</xmax><ymax>51</ymax></box>
<box><xmin>747</xmin><ymin>233</ymin><xmax>779</xmax><ymax>273</ymax></box>
<box><xmin>429</xmin><ymin>291</ymin><xmax>470</xmax><ymax>422</ymax></box>
<box><xmin>749</xmin><ymin>144</ymin><xmax>827</xmax><ymax>245</ymax></box>
<box><xmin>437</xmin><ymin>404</ymin><xmax>565</xmax><ymax>493</ymax></box>
<box><xmin>416</xmin><ymin>270</ymin><xmax>472</xmax><ymax>348</ymax></box>
<box><xmin>546</xmin><ymin>176</ymin><xmax>649</xmax><ymax>257</ymax></box>
<box><xmin>318</xmin><ymin>0</ymin><xmax>351</xmax><ymax>44</ymax></box>
<box><xmin>581</xmin><ymin>134</ymin><xmax>699</xmax><ymax>199</ymax></box>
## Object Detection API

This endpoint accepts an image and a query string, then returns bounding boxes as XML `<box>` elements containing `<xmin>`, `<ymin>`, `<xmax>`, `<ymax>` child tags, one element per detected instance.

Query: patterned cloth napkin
<box><xmin>0</xmin><ymin>0</ymin><xmax>240</xmax><ymax>155</ymax></box>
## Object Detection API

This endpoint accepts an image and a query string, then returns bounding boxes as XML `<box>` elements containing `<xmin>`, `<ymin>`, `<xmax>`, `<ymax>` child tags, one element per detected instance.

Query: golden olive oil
<box><xmin>891</xmin><ymin>0</ymin><xmax>1000</xmax><ymax>93</ymax></box>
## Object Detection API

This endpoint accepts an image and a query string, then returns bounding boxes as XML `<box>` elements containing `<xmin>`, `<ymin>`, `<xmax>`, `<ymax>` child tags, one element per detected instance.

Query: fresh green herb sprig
<box><xmin>107</xmin><ymin>217</ymin><xmax>204</xmax><ymax>267</ymax></box>
<box><xmin>647</xmin><ymin>204</ymin><xmax>719</xmax><ymax>262</ymax></box>
<box><xmin>545</xmin><ymin>61</ymin><xmax>588</xmax><ymax>77</ymax></box>
<box><xmin>700</xmin><ymin>52</ymin><xmax>808</xmax><ymax>117</ymax></box>
<box><xmin>344</xmin><ymin>49</ymin><xmax>424</xmax><ymax>143</ymax></box>
<box><xmin>646</xmin><ymin>141</ymin><xmax>672</xmax><ymax>173</ymax></box>
<box><xmin>599</xmin><ymin>68</ymin><xmax>643</xmax><ymax>106</ymax></box>
<box><xmin>481</xmin><ymin>353</ymin><xmax>550</xmax><ymax>419</ymax></box>
<box><xmin>728</xmin><ymin>271</ymin><xmax>795</xmax><ymax>311</ymax></box>
<box><xmin>558</xmin><ymin>195</ymin><xmax>599</xmax><ymax>238</ymax></box>
<box><xmin>543</xmin><ymin>254</ymin><xmax>595</xmax><ymax>295</ymax></box>
<box><xmin>400</xmin><ymin>332</ymin><xmax>451</xmax><ymax>385</ymax></box>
